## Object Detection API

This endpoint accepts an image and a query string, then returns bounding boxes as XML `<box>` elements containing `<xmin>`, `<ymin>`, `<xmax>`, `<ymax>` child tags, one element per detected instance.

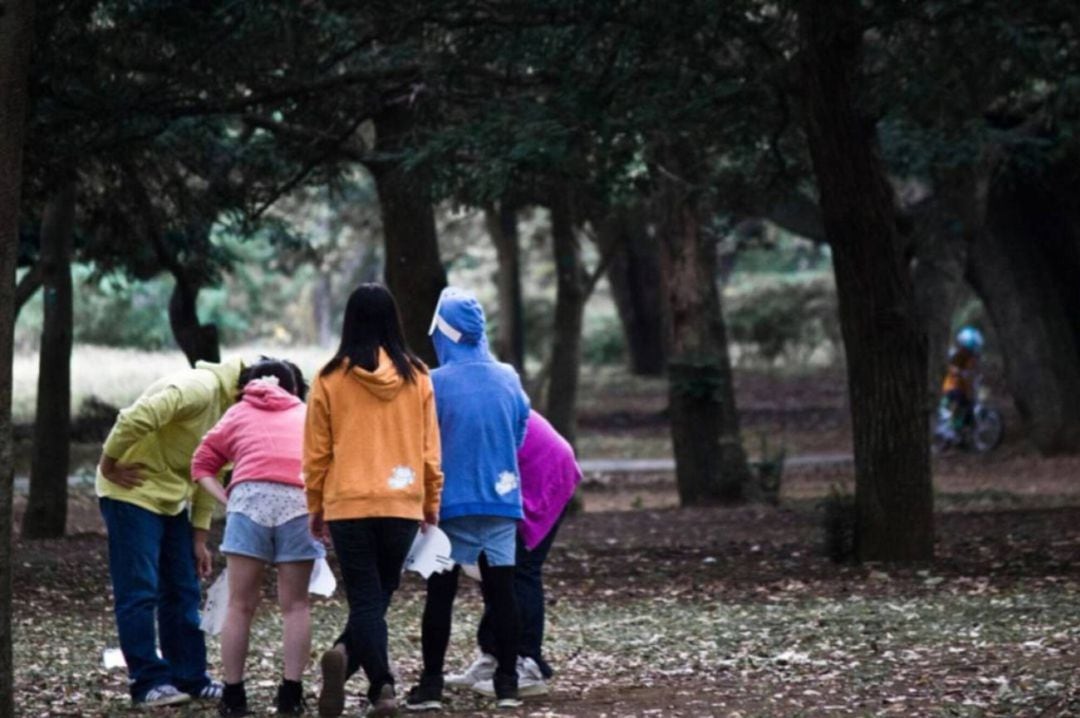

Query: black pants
<box><xmin>421</xmin><ymin>553</ymin><xmax>520</xmax><ymax>680</ymax></box>
<box><xmin>476</xmin><ymin>517</ymin><xmax>562</xmax><ymax>678</ymax></box>
<box><xmin>328</xmin><ymin>518</ymin><xmax>418</xmax><ymax>700</ymax></box>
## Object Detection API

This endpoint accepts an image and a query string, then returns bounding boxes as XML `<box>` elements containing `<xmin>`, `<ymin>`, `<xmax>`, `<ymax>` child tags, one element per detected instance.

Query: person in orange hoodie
<box><xmin>303</xmin><ymin>284</ymin><xmax>444</xmax><ymax>718</ymax></box>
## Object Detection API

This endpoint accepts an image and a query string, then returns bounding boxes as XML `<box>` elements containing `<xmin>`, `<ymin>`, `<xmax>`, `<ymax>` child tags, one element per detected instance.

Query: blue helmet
<box><xmin>956</xmin><ymin>326</ymin><xmax>984</xmax><ymax>354</ymax></box>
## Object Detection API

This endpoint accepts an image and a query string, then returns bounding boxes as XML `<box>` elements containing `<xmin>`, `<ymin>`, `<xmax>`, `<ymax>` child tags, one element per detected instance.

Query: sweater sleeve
<box><xmin>421</xmin><ymin>378</ymin><xmax>444</xmax><ymax>518</ymax></box>
<box><xmin>102</xmin><ymin>385</ymin><xmax>190</xmax><ymax>459</ymax></box>
<box><xmin>190</xmin><ymin>410</ymin><xmax>235</xmax><ymax>481</ymax></box>
<box><xmin>303</xmin><ymin>377</ymin><xmax>332</xmax><ymax>514</ymax></box>
<box><xmin>514</xmin><ymin>382</ymin><xmax>531</xmax><ymax>450</ymax></box>
<box><xmin>190</xmin><ymin>483</ymin><xmax>216</xmax><ymax>531</ymax></box>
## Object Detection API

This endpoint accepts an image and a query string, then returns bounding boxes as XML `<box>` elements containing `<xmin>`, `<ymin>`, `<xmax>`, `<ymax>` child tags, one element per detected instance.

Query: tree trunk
<box><xmin>545</xmin><ymin>190</ymin><xmax>586</xmax><ymax>447</ymax></box>
<box><xmin>313</xmin><ymin>271</ymin><xmax>335</xmax><ymax>347</ymax></box>
<box><xmin>485</xmin><ymin>202</ymin><xmax>525</xmax><ymax>372</ymax></box>
<box><xmin>601</xmin><ymin>203</ymin><xmax>670</xmax><ymax>376</ymax></box>
<box><xmin>799</xmin><ymin>0</ymin><xmax>933</xmax><ymax>562</ymax></box>
<box><xmin>0</xmin><ymin>1</ymin><xmax>35</xmax><ymax>714</ymax></box>
<box><xmin>168</xmin><ymin>272</ymin><xmax>220</xmax><ymax>366</ymax></box>
<box><xmin>371</xmin><ymin>106</ymin><xmax>447</xmax><ymax>367</ymax></box>
<box><xmin>23</xmin><ymin>180</ymin><xmax>76</xmax><ymax>539</ymax></box>
<box><xmin>967</xmin><ymin>178</ymin><xmax>1080</xmax><ymax>453</ymax></box>
<box><xmin>653</xmin><ymin>142</ymin><xmax>752</xmax><ymax>505</ymax></box>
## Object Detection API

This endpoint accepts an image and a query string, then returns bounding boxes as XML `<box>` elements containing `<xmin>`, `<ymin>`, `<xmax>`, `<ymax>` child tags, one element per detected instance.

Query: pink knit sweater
<box><xmin>191</xmin><ymin>380</ymin><xmax>305</xmax><ymax>492</ymax></box>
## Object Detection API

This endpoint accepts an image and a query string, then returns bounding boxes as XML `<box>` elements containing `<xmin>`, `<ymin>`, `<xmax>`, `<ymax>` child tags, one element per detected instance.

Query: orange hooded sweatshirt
<box><xmin>304</xmin><ymin>351</ymin><xmax>443</xmax><ymax>522</ymax></box>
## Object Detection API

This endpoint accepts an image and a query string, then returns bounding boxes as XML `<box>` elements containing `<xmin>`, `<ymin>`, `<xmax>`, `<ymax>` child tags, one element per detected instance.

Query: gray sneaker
<box><xmin>318</xmin><ymin>645</ymin><xmax>348</xmax><ymax>717</ymax></box>
<box><xmin>472</xmin><ymin>657</ymin><xmax>549</xmax><ymax>698</ymax></box>
<box><xmin>138</xmin><ymin>684</ymin><xmax>191</xmax><ymax>709</ymax></box>
<box><xmin>365</xmin><ymin>684</ymin><xmax>398</xmax><ymax>717</ymax></box>
<box><xmin>445</xmin><ymin>652</ymin><xmax>496</xmax><ymax>689</ymax></box>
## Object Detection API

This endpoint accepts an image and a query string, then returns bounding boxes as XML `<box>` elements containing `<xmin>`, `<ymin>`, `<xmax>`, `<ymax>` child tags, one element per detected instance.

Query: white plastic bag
<box><xmin>308</xmin><ymin>557</ymin><xmax>336</xmax><ymax>597</ymax></box>
<box><xmin>200</xmin><ymin>568</ymin><xmax>230</xmax><ymax>635</ymax></box>
<box><xmin>403</xmin><ymin>526</ymin><xmax>454</xmax><ymax>579</ymax></box>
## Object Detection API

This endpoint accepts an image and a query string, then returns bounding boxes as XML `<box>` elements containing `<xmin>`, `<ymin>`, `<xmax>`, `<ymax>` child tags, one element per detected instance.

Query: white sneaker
<box><xmin>471</xmin><ymin>657</ymin><xmax>549</xmax><ymax>698</ymax></box>
<box><xmin>138</xmin><ymin>684</ymin><xmax>191</xmax><ymax>709</ymax></box>
<box><xmin>446</xmin><ymin>652</ymin><xmax>497</xmax><ymax>689</ymax></box>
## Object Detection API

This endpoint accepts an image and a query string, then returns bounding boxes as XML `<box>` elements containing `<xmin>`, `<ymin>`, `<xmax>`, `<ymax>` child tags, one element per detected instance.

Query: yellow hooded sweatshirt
<box><xmin>96</xmin><ymin>358</ymin><xmax>244</xmax><ymax>530</ymax></box>
<box><xmin>304</xmin><ymin>351</ymin><xmax>443</xmax><ymax>522</ymax></box>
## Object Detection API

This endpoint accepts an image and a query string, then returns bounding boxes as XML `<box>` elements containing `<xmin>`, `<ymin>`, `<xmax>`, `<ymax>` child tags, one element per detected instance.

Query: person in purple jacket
<box><xmin>445</xmin><ymin>410</ymin><xmax>582</xmax><ymax>697</ymax></box>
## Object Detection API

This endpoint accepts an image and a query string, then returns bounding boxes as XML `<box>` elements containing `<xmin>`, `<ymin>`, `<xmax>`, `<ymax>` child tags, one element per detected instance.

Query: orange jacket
<box><xmin>304</xmin><ymin>351</ymin><xmax>443</xmax><ymax>522</ymax></box>
<box><xmin>942</xmin><ymin>348</ymin><xmax>978</xmax><ymax>397</ymax></box>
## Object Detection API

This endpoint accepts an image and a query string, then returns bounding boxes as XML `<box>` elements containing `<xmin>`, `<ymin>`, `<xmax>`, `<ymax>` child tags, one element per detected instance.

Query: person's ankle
<box><xmin>222</xmin><ymin>681</ymin><xmax>247</xmax><ymax>708</ymax></box>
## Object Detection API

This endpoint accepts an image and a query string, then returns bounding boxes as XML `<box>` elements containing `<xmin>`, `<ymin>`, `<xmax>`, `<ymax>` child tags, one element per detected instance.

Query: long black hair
<box><xmin>238</xmin><ymin>356</ymin><xmax>309</xmax><ymax>401</ymax></box>
<box><xmin>320</xmin><ymin>283</ymin><xmax>426</xmax><ymax>382</ymax></box>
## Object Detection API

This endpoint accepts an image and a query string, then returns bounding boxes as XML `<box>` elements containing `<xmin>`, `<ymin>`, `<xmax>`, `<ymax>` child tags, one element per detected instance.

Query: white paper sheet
<box><xmin>200</xmin><ymin>568</ymin><xmax>230</xmax><ymax>635</ymax></box>
<box><xmin>403</xmin><ymin>526</ymin><xmax>454</xmax><ymax>579</ymax></box>
<box><xmin>308</xmin><ymin>557</ymin><xmax>336</xmax><ymax>597</ymax></box>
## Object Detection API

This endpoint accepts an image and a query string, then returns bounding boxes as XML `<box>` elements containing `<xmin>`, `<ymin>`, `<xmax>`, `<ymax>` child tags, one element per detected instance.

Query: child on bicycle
<box><xmin>939</xmin><ymin>326</ymin><xmax>984</xmax><ymax>444</ymax></box>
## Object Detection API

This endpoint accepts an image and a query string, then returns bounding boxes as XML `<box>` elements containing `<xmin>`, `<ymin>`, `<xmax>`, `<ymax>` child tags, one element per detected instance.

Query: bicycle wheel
<box><xmin>971</xmin><ymin>407</ymin><xmax>1004</xmax><ymax>452</ymax></box>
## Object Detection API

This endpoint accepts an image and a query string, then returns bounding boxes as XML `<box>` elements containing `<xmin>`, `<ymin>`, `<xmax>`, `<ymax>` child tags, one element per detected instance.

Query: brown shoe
<box><xmin>365</xmin><ymin>684</ymin><xmax>398</xmax><ymax>717</ymax></box>
<box><xmin>318</xmin><ymin>645</ymin><xmax>347</xmax><ymax>717</ymax></box>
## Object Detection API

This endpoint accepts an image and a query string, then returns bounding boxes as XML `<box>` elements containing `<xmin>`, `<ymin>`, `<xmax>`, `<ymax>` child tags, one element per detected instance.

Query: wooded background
<box><xmin>1</xmin><ymin>2</ymin><xmax>1078</xmax><ymax>715</ymax></box>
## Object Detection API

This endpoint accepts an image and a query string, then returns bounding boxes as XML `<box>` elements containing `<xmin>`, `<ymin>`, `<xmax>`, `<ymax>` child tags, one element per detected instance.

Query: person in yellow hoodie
<box><xmin>96</xmin><ymin>357</ymin><xmax>243</xmax><ymax>708</ymax></box>
<box><xmin>304</xmin><ymin>284</ymin><xmax>443</xmax><ymax>718</ymax></box>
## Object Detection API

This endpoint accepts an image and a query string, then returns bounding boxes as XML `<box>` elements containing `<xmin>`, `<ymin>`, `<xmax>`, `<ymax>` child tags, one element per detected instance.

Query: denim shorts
<box><xmin>441</xmin><ymin>515</ymin><xmax>517</xmax><ymax>567</ymax></box>
<box><xmin>221</xmin><ymin>512</ymin><xmax>326</xmax><ymax>564</ymax></box>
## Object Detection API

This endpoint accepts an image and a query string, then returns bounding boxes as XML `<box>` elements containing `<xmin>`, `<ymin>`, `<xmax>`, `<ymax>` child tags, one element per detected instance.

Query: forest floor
<box><xmin>10</xmin><ymin>367</ymin><xmax>1080</xmax><ymax>716</ymax></box>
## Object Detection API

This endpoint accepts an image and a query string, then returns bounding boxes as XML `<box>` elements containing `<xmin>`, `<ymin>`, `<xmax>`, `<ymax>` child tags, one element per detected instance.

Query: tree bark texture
<box><xmin>967</xmin><ymin>173</ymin><xmax>1080</xmax><ymax>453</ymax></box>
<box><xmin>23</xmin><ymin>180</ymin><xmax>76</xmax><ymax>539</ymax></box>
<box><xmin>0</xmin><ymin>1</ymin><xmax>35</xmax><ymax>714</ymax></box>
<box><xmin>371</xmin><ymin>106</ymin><xmax>447</xmax><ymax>367</ymax></box>
<box><xmin>545</xmin><ymin>189</ymin><xmax>586</xmax><ymax>448</ymax></box>
<box><xmin>602</xmin><ymin>204</ymin><xmax>670</xmax><ymax>376</ymax></box>
<box><xmin>485</xmin><ymin>202</ymin><xmax>525</xmax><ymax>372</ymax></box>
<box><xmin>169</xmin><ymin>273</ymin><xmax>221</xmax><ymax>366</ymax></box>
<box><xmin>800</xmin><ymin>0</ymin><xmax>934</xmax><ymax>562</ymax></box>
<box><xmin>654</xmin><ymin>142</ymin><xmax>752</xmax><ymax>505</ymax></box>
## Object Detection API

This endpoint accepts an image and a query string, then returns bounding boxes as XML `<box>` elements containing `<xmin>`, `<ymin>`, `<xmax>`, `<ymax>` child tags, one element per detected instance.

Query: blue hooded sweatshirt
<box><xmin>429</xmin><ymin>288</ymin><xmax>530</xmax><ymax>521</ymax></box>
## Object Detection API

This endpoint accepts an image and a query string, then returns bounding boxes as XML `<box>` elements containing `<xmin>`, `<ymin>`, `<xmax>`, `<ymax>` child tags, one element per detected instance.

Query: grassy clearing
<box><xmin>12</xmin><ymin>345</ymin><xmax>334</xmax><ymax>423</ymax></box>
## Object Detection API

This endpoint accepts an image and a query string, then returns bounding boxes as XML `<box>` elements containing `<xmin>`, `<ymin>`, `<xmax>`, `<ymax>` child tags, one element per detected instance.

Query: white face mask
<box><xmin>428</xmin><ymin>289</ymin><xmax>463</xmax><ymax>343</ymax></box>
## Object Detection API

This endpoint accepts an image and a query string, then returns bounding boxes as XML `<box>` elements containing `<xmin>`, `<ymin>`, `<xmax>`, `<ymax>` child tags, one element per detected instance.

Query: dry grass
<box><xmin>12</xmin><ymin>344</ymin><xmax>334</xmax><ymax>422</ymax></box>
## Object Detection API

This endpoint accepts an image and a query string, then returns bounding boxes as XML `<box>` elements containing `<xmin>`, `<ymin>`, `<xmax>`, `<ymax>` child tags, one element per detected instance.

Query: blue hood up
<box><xmin>429</xmin><ymin>287</ymin><xmax>494</xmax><ymax>365</ymax></box>
<box><xmin>428</xmin><ymin>286</ymin><xmax>530</xmax><ymax>521</ymax></box>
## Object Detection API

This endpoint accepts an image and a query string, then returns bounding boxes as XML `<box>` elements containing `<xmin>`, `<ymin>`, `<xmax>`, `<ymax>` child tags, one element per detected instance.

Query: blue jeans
<box><xmin>99</xmin><ymin>498</ymin><xmax>211</xmax><ymax>702</ymax></box>
<box><xmin>477</xmin><ymin>514</ymin><xmax>563</xmax><ymax>678</ymax></box>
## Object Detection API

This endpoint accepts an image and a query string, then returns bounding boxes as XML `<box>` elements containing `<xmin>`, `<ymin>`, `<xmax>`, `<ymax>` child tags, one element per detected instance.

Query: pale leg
<box><xmin>277</xmin><ymin>560</ymin><xmax>315</xmax><ymax>681</ymax></box>
<box><xmin>221</xmin><ymin>554</ymin><xmax>266</xmax><ymax>684</ymax></box>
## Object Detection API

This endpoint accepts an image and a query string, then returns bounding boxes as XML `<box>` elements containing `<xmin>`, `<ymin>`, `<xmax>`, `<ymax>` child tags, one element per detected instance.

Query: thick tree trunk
<box><xmin>912</xmin><ymin>163</ymin><xmax>992</xmax><ymax>392</ymax></box>
<box><xmin>371</xmin><ymin>106</ymin><xmax>447</xmax><ymax>367</ymax></box>
<box><xmin>23</xmin><ymin>180</ymin><xmax>76</xmax><ymax>540</ymax></box>
<box><xmin>968</xmin><ymin>179</ymin><xmax>1080</xmax><ymax>453</ymax></box>
<box><xmin>800</xmin><ymin>0</ymin><xmax>933</xmax><ymax>562</ymax></box>
<box><xmin>602</xmin><ymin>204</ymin><xmax>670</xmax><ymax>376</ymax></box>
<box><xmin>653</xmin><ymin>142</ymin><xmax>752</xmax><ymax>505</ymax></box>
<box><xmin>485</xmin><ymin>202</ymin><xmax>526</xmax><ymax>372</ymax></box>
<box><xmin>0</xmin><ymin>1</ymin><xmax>35</xmax><ymax>714</ymax></box>
<box><xmin>545</xmin><ymin>190</ymin><xmax>586</xmax><ymax>447</ymax></box>
<box><xmin>168</xmin><ymin>273</ymin><xmax>220</xmax><ymax>366</ymax></box>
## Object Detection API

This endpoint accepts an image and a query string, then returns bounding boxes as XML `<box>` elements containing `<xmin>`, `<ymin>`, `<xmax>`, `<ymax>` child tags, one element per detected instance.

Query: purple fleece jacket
<box><xmin>518</xmin><ymin>411</ymin><xmax>582</xmax><ymax>549</ymax></box>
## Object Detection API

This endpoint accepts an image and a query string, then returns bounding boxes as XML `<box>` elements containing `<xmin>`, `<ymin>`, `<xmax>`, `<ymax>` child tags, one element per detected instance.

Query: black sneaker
<box><xmin>405</xmin><ymin>674</ymin><xmax>443</xmax><ymax>712</ymax></box>
<box><xmin>493</xmin><ymin>672</ymin><xmax>521</xmax><ymax>710</ymax></box>
<box><xmin>218</xmin><ymin>682</ymin><xmax>251</xmax><ymax>717</ymax></box>
<box><xmin>276</xmin><ymin>679</ymin><xmax>306</xmax><ymax>715</ymax></box>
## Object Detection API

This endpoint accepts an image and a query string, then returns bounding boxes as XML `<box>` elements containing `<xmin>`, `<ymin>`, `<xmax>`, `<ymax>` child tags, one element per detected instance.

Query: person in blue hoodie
<box><xmin>405</xmin><ymin>288</ymin><xmax>530</xmax><ymax>713</ymax></box>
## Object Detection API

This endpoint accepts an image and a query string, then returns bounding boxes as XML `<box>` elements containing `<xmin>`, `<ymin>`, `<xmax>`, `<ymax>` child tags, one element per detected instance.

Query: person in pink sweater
<box><xmin>448</xmin><ymin>410</ymin><xmax>582</xmax><ymax>697</ymax></box>
<box><xmin>190</xmin><ymin>358</ymin><xmax>322</xmax><ymax>717</ymax></box>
